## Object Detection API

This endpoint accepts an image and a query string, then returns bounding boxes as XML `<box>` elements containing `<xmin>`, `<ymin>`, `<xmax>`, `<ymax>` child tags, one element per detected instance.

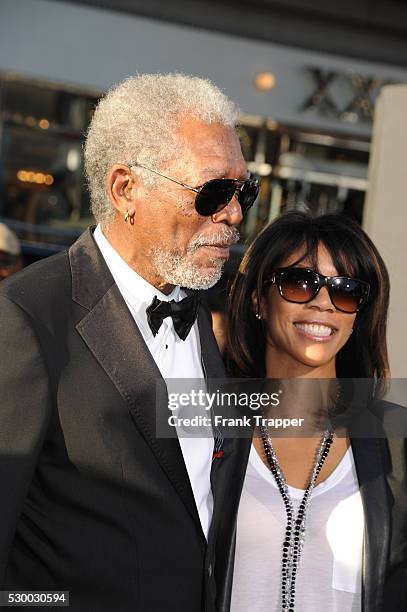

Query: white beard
<box><xmin>149</xmin><ymin>226</ymin><xmax>239</xmax><ymax>289</ymax></box>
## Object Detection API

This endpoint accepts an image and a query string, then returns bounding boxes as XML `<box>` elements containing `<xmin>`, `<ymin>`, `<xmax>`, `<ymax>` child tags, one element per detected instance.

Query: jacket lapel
<box><xmin>196</xmin><ymin>302</ymin><xmax>226</xmax><ymax>381</ymax></box>
<box><xmin>69</xmin><ymin>227</ymin><xmax>204</xmax><ymax>538</ymax></box>
<box><xmin>196</xmin><ymin>303</ymin><xmax>251</xmax><ymax>544</ymax></box>
<box><xmin>350</xmin><ymin>415</ymin><xmax>391</xmax><ymax>612</ymax></box>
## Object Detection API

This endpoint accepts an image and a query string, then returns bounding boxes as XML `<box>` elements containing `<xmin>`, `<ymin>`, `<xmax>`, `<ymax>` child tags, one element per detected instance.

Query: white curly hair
<box><xmin>84</xmin><ymin>73</ymin><xmax>239</xmax><ymax>227</ymax></box>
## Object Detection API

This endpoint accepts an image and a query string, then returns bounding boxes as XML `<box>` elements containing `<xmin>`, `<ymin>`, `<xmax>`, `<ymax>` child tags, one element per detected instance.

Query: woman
<box><xmin>226</xmin><ymin>212</ymin><xmax>406</xmax><ymax>612</ymax></box>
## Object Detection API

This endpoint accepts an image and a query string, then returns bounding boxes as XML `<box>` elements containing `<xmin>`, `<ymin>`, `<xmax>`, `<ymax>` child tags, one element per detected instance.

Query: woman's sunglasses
<box><xmin>127</xmin><ymin>161</ymin><xmax>260</xmax><ymax>216</ymax></box>
<box><xmin>265</xmin><ymin>267</ymin><xmax>370</xmax><ymax>314</ymax></box>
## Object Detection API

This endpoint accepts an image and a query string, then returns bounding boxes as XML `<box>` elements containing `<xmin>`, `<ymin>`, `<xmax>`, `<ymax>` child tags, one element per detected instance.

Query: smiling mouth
<box><xmin>294</xmin><ymin>322</ymin><xmax>337</xmax><ymax>339</ymax></box>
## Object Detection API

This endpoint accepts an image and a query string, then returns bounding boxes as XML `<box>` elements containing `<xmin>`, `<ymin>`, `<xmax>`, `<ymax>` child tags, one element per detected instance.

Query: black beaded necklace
<box><xmin>259</xmin><ymin>424</ymin><xmax>334</xmax><ymax>611</ymax></box>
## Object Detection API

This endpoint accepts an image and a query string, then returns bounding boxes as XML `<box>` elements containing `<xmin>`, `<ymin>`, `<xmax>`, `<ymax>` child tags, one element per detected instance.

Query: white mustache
<box><xmin>187</xmin><ymin>227</ymin><xmax>240</xmax><ymax>253</ymax></box>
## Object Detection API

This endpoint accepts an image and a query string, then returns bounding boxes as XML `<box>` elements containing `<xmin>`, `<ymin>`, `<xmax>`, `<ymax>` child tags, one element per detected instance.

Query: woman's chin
<box><xmin>288</xmin><ymin>350</ymin><xmax>336</xmax><ymax>373</ymax></box>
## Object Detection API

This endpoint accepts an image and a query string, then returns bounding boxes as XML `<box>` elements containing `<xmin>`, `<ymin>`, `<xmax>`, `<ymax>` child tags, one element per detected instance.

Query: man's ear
<box><xmin>106</xmin><ymin>164</ymin><xmax>138</xmax><ymax>214</ymax></box>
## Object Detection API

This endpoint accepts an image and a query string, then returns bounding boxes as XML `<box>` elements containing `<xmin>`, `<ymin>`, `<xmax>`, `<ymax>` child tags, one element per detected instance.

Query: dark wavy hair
<box><xmin>226</xmin><ymin>212</ymin><xmax>390</xmax><ymax>380</ymax></box>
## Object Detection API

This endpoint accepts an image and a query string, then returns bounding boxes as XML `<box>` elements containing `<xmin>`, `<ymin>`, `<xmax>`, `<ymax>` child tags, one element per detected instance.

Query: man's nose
<box><xmin>211</xmin><ymin>195</ymin><xmax>243</xmax><ymax>226</ymax></box>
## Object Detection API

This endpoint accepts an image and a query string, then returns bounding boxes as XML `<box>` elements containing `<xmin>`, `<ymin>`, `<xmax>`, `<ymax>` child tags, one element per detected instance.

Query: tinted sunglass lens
<box><xmin>195</xmin><ymin>180</ymin><xmax>237</xmax><ymax>216</ymax></box>
<box><xmin>280</xmin><ymin>269</ymin><xmax>318</xmax><ymax>303</ymax></box>
<box><xmin>238</xmin><ymin>179</ymin><xmax>260</xmax><ymax>213</ymax></box>
<box><xmin>195</xmin><ymin>178</ymin><xmax>260</xmax><ymax>216</ymax></box>
<box><xmin>330</xmin><ymin>279</ymin><xmax>366</xmax><ymax>313</ymax></box>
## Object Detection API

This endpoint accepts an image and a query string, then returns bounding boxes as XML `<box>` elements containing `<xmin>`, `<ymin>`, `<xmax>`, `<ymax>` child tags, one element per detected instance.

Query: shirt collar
<box><xmin>93</xmin><ymin>224</ymin><xmax>182</xmax><ymax>324</ymax></box>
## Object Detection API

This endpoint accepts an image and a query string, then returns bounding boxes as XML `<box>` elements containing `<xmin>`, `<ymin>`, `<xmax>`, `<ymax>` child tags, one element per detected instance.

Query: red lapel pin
<box><xmin>212</xmin><ymin>450</ymin><xmax>225</xmax><ymax>459</ymax></box>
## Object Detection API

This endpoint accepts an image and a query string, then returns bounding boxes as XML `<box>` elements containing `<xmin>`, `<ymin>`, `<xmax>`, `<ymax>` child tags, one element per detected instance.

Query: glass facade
<box><xmin>0</xmin><ymin>75</ymin><xmax>97</xmax><ymax>257</ymax></box>
<box><xmin>0</xmin><ymin>73</ymin><xmax>371</xmax><ymax>263</ymax></box>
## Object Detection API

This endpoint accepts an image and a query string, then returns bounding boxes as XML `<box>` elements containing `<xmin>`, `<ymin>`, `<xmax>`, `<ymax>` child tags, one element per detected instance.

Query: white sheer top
<box><xmin>231</xmin><ymin>444</ymin><xmax>363</xmax><ymax>612</ymax></box>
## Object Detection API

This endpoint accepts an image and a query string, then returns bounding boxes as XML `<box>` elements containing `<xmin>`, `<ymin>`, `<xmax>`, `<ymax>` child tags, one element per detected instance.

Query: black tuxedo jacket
<box><xmin>349</xmin><ymin>403</ymin><xmax>407</xmax><ymax>612</ymax></box>
<box><xmin>0</xmin><ymin>228</ymin><xmax>250</xmax><ymax>612</ymax></box>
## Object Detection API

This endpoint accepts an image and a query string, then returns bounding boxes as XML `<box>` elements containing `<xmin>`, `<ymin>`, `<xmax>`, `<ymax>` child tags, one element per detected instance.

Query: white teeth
<box><xmin>294</xmin><ymin>323</ymin><xmax>334</xmax><ymax>337</ymax></box>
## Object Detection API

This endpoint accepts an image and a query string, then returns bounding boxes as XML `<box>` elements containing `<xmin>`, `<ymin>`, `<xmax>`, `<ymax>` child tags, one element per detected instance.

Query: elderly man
<box><xmin>0</xmin><ymin>74</ymin><xmax>258</xmax><ymax>611</ymax></box>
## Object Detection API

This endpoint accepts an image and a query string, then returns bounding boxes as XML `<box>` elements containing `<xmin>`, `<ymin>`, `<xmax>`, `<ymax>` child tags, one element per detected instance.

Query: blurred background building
<box><xmin>0</xmin><ymin>0</ymin><xmax>406</xmax><ymax>372</ymax></box>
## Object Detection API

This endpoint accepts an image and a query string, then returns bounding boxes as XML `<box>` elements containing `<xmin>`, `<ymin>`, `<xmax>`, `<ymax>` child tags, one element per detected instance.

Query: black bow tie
<box><xmin>146</xmin><ymin>294</ymin><xmax>200</xmax><ymax>341</ymax></box>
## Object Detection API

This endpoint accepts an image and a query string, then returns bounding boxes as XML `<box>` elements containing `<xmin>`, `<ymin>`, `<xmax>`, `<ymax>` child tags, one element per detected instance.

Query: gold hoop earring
<box><xmin>124</xmin><ymin>209</ymin><xmax>135</xmax><ymax>224</ymax></box>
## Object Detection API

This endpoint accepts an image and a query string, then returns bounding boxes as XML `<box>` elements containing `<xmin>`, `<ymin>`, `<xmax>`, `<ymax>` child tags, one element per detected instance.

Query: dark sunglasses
<box><xmin>127</xmin><ymin>161</ymin><xmax>260</xmax><ymax>216</ymax></box>
<box><xmin>265</xmin><ymin>267</ymin><xmax>370</xmax><ymax>314</ymax></box>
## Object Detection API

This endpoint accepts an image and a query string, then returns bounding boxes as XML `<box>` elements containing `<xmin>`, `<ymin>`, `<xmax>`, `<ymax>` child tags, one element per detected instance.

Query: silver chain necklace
<box><xmin>259</xmin><ymin>424</ymin><xmax>334</xmax><ymax>611</ymax></box>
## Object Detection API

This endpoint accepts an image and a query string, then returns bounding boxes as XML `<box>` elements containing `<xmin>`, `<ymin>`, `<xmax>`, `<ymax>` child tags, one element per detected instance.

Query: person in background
<box><xmin>0</xmin><ymin>223</ymin><xmax>23</xmax><ymax>280</ymax></box>
<box><xmin>227</xmin><ymin>212</ymin><xmax>406</xmax><ymax>612</ymax></box>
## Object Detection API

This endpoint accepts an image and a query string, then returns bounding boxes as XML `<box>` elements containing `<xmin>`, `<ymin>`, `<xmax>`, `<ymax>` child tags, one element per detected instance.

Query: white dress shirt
<box><xmin>94</xmin><ymin>224</ymin><xmax>214</xmax><ymax>539</ymax></box>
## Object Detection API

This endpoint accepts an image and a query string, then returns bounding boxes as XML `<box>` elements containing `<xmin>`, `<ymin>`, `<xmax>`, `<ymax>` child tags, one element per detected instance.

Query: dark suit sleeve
<box><xmin>0</xmin><ymin>295</ymin><xmax>51</xmax><ymax>584</ymax></box>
